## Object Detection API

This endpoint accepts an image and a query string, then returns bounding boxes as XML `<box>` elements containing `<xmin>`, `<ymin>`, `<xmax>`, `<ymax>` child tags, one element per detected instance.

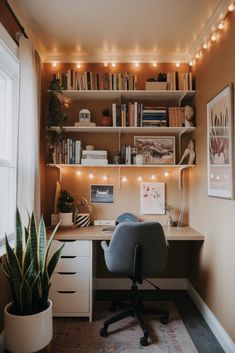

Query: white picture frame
<box><xmin>140</xmin><ymin>182</ymin><xmax>165</xmax><ymax>214</ymax></box>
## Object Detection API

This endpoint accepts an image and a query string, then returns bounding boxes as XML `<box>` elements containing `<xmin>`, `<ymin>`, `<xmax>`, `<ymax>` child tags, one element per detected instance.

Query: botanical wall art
<box><xmin>207</xmin><ymin>84</ymin><xmax>234</xmax><ymax>199</ymax></box>
<box><xmin>140</xmin><ymin>182</ymin><xmax>165</xmax><ymax>214</ymax></box>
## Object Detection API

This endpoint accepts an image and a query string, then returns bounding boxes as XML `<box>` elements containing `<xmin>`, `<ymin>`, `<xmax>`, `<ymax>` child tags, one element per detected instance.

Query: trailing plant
<box><xmin>0</xmin><ymin>210</ymin><xmax>64</xmax><ymax>315</ymax></box>
<box><xmin>58</xmin><ymin>190</ymin><xmax>74</xmax><ymax>213</ymax></box>
<box><xmin>48</xmin><ymin>75</ymin><xmax>67</xmax><ymax>127</ymax></box>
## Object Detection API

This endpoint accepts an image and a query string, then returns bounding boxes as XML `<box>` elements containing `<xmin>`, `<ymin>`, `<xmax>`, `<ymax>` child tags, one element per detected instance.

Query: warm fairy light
<box><xmin>195</xmin><ymin>52</ymin><xmax>200</xmax><ymax>59</ymax></box>
<box><xmin>102</xmin><ymin>175</ymin><xmax>108</xmax><ymax>181</ymax></box>
<box><xmin>189</xmin><ymin>60</ymin><xmax>193</xmax><ymax>67</ymax></box>
<box><xmin>216</xmin><ymin>175</ymin><xmax>220</xmax><ymax>180</ymax></box>
<box><xmin>104</xmin><ymin>62</ymin><xmax>108</xmax><ymax>67</ymax></box>
<box><xmin>52</xmin><ymin>61</ymin><xmax>57</xmax><ymax>67</ymax></box>
<box><xmin>88</xmin><ymin>172</ymin><xmax>94</xmax><ymax>179</ymax></box>
<box><xmin>111</xmin><ymin>62</ymin><xmax>116</xmax><ymax>67</ymax></box>
<box><xmin>228</xmin><ymin>3</ymin><xmax>235</xmax><ymax>11</ymax></box>
<box><xmin>150</xmin><ymin>174</ymin><xmax>156</xmax><ymax>180</ymax></box>
<box><xmin>164</xmin><ymin>171</ymin><xmax>170</xmax><ymax>177</ymax></box>
<box><xmin>218</xmin><ymin>21</ymin><xmax>225</xmax><ymax>30</ymax></box>
<box><xmin>76</xmin><ymin>170</ymin><xmax>82</xmax><ymax>176</ymax></box>
<box><xmin>211</xmin><ymin>32</ymin><xmax>217</xmax><ymax>41</ymax></box>
<box><xmin>137</xmin><ymin>176</ymin><xmax>143</xmax><ymax>181</ymax></box>
<box><xmin>175</xmin><ymin>62</ymin><xmax>180</xmax><ymax>68</ymax></box>
<box><xmin>203</xmin><ymin>42</ymin><xmax>208</xmax><ymax>49</ymax></box>
<box><xmin>152</xmin><ymin>62</ymin><xmax>157</xmax><ymax>68</ymax></box>
<box><xmin>122</xmin><ymin>176</ymin><xmax>127</xmax><ymax>182</ymax></box>
<box><xmin>134</xmin><ymin>62</ymin><xmax>140</xmax><ymax>67</ymax></box>
<box><xmin>76</xmin><ymin>63</ymin><xmax>81</xmax><ymax>69</ymax></box>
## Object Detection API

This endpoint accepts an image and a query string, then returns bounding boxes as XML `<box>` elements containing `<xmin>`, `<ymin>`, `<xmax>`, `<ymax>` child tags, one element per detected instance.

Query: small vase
<box><xmin>100</xmin><ymin>115</ymin><xmax>112</xmax><ymax>126</ymax></box>
<box><xmin>74</xmin><ymin>213</ymin><xmax>90</xmax><ymax>227</ymax></box>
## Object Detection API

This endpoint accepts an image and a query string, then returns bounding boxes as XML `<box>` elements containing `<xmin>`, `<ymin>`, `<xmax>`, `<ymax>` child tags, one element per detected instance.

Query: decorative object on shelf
<box><xmin>90</xmin><ymin>185</ymin><xmax>114</xmax><ymax>204</ymax></box>
<box><xmin>58</xmin><ymin>190</ymin><xmax>74</xmax><ymax>226</ymax></box>
<box><xmin>48</xmin><ymin>79</ymin><xmax>67</xmax><ymax>127</ymax></box>
<box><xmin>101</xmin><ymin>108</ymin><xmax>112</xmax><ymax>126</ymax></box>
<box><xmin>207</xmin><ymin>84</ymin><xmax>234</xmax><ymax>199</ymax></box>
<box><xmin>136</xmin><ymin>153</ymin><xmax>144</xmax><ymax>165</ymax></box>
<box><xmin>184</xmin><ymin>105</ymin><xmax>194</xmax><ymax>127</ymax></box>
<box><xmin>162</xmin><ymin>202</ymin><xmax>173</xmax><ymax>228</ymax></box>
<box><xmin>140</xmin><ymin>182</ymin><xmax>165</xmax><ymax>214</ymax></box>
<box><xmin>74</xmin><ymin>197</ymin><xmax>93</xmax><ymax>227</ymax></box>
<box><xmin>179</xmin><ymin>140</ymin><xmax>196</xmax><ymax>165</ymax></box>
<box><xmin>0</xmin><ymin>209</ymin><xmax>63</xmax><ymax>353</ymax></box>
<box><xmin>134</xmin><ymin>136</ymin><xmax>176</xmax><ymax>165</ymax></box>
<box><xmin>113</xmin><ymin>151</ymin><xmax>122</xmax><ymax>164</ymax></box>
<box><xmin>79</xmin><ymin>108</ymin><xmax>91</xmax><ymax>124</ymax></box>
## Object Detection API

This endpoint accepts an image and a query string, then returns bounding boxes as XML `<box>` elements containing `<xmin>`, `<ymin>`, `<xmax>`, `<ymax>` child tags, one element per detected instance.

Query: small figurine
<box><xmin>184</xmin><ymin>105</ymin><xmax>194</xmax><ymax>127</ymax></box>
<box><xmin>179</xmin><ymin>140</ymin><xmax>196</xmax><ymax>165</ymax></box>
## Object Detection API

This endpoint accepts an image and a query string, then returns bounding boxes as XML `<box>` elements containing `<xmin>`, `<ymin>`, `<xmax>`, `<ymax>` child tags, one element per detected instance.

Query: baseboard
<box><xmin>187</xmin><ymin>280</ymin><xmax>235</xmax><ymax>353</ymax></box>
<box><xmin>94</xmin><ymin>277</ymin><xmax>187</xmax><ymax>290</ymax></box>
<box><xmin>0</xmin><ymin>331</ymin><xmax>5</xmax><ymax>353</ymax></box>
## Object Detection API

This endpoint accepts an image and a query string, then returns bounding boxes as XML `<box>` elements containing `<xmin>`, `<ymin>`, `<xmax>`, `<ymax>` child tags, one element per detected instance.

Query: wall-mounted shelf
<box><xmin>49</xmin><ymin>89</ymin><xmax>195</xmax><ymax>106</ymax></box>
<box><xmin>48</xmin><ymin>163</ymin><xmax>195</xmax><ymax>168</ymax></box>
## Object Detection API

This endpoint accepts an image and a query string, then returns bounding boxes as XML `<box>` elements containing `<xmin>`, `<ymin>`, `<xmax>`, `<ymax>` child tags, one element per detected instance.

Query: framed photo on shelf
<box><xmin>140</xmin><ymin>182</ymin><xmax>165</xmax><ymax>214</ymax></box>
<box><xmin>134</xmin><ymin>136</ymin><xmax>175</xmax><ymax>165</ymax></box>
<box><xmin>207</xmin><ymin>84</ymin><xmax>234</xmax><ymax>199</ymax></box>
<box><xmin>90</xmin><ymin>184</ymin><xmax>114</xmax><ymax>204</ymax></box>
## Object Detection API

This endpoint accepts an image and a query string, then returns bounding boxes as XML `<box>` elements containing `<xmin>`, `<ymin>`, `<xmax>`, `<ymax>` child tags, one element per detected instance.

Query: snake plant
<box><xmin>0</xmin><ymin>210</ymin><xmax>64</xmax><ymax>315</ymax></box>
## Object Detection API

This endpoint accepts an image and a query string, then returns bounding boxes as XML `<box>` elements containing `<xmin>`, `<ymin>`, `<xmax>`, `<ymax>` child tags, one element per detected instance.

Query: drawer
<box><xmin>50</xmin><ymin>291</ymin><xmax>89</xmax><ymax>313</ymax></box>
<box><xmin>51</xmin><ymin>272</ymin><xmax>89</xmax><ymax>291</ymax></box>
<box><xmin>50</xmin><ymin>240</ymin><xmax>90</xmax><ymax>257</ymax></box>
<box><xmin>56</xmin><ymin>256</ymin><xmax>90</xmax><ymax>272</ymax></box>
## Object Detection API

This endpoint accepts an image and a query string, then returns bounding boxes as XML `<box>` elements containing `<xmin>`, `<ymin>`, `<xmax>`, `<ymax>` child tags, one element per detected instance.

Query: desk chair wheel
<box><xmin>100</xmin><ymin>327</ymin><xmax>108</xmax><ymax>337</ymax></box>
<box><xmin>140</xmin><ymin>336</ymin><xmax>148</xmax><ymax>346</ymax></box>
<box><xmin>160</xmin><ymin>314</ymin><xmax>169</xmax><ymax>325</ymax></box>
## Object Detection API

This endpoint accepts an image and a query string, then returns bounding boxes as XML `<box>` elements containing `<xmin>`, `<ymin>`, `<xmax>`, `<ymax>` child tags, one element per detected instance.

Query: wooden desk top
<box><xmin>51</xmin><ymin>225</ymin><xmax>204</xmax><ymax>241</ymax></box>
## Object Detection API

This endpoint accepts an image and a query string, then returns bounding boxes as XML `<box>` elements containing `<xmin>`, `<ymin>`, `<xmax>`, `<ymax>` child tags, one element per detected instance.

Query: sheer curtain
<box><xmin>17</xmin><ymin>36</ymin><xmax>41</xmax><ymax>225</ymax></box>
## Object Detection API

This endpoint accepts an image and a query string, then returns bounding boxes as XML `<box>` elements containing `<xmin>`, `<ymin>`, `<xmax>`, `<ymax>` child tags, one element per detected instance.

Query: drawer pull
<box><xmin>57</xmin><ymin>272</ymin><xmax>76</xmax><ymax>275</ymax></box>
<box><xmin>57</xmin><ymin>291</ymin><xmax>76</xmax><ymax>294</ymax></box>
<box><xmin>61</xmin><ymin>256</ymin><xmax>76</xmax><ymax>259</ymax></box>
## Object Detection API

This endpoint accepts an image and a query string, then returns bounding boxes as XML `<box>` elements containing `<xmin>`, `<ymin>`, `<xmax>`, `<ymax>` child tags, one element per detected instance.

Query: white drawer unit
<box><xmin>49</xmin><ymin>239</ymin><xmax>93</xmax><ymax>321</ymax></box>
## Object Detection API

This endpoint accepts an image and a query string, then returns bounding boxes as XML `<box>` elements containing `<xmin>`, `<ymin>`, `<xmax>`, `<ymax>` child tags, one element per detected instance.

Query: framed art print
<box><xmin>134</xmin><ymin>136</ymin><xmax>175</xmax><ymax>165</ymax></box>
<box><xmin>90</xmin><ymin>184</ymin><xmax>114</xmax><ymax>203</ymax></box>
<box><xmin>207</xmin><ymin>84</ymin><xmax>234</xmax><ymax>199</ymax></box>
<box><xmin>140</xmin><ymin>182</ymin><xmax>165</xmax><ymax>214</ymax></box>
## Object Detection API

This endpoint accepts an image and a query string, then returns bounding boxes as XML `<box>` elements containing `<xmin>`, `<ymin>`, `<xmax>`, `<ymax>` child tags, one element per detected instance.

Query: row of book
<box><xmin>55</xmin><ymin>71</ymin><xmax>137</xmax><ymax>91</ymax></box>
<box><xmin>167</xmin><ymin>72</ymin><xmax>193</xmax><ymax>91</ymax></box>
<box><xmin>112</xmin><ymin>103</ymin><xmax>189</xmax><ymax>127</ymax></box>
<box><xmin>53</xmin><ymin>139</ymin><xmax>81</xmax><ymax>164</ymax></box>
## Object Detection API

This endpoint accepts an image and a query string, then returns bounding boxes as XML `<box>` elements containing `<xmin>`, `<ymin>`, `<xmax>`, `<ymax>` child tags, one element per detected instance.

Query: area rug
<box><xmin>51</xmin><ymin>301</ymin><xmax>198</xmax><ymax>353</ymax></box>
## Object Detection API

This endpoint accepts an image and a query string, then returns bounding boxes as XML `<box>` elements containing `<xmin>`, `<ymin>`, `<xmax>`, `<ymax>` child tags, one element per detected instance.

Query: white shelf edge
<box><xmin>48</xmin><ymin>163</ymin><xmax>195</xmax><ymax>168</ymax></box>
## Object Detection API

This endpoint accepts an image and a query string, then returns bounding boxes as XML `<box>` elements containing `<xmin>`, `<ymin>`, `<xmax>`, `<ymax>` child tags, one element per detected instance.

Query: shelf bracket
<box><xmin>48</xmin><ymin>164</ymin><xmax>62</xmax><ymax>182</ymax></box>
<box><xmin>179</xmin><ymin>92</ymin><xmax>187</xmax><ymax>107</ymax></box>
<box><xmin>178</xmin><ymin>166</ymin><xmax>188</xmax><ymax>190</ymax></box>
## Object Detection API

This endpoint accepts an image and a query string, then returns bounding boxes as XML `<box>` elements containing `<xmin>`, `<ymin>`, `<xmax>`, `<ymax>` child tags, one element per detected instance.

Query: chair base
<box><xmin>100</xmin><ymin>304</ymin><xmax>169</xmax><ymax>346</ymax></box>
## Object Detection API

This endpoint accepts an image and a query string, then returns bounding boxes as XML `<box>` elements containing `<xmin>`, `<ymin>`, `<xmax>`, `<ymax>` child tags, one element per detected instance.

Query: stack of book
<box><xmin>168</xmin><ymin>107</ymin><xmax>185</xmax><ymax>127</ymax></box>
<box><xmin>112</xmin><ymin>102</ymin><xmax>143</xmax><ymax>127</ymax></box>
<box><xmin>53</xmin><ymin>139</ymin><xmax>81</xmax><ymax>164</ymax></box>
<box><xmin>142</xmin><ymin>106</ymin><xmax>168</xmax><ymax>127</ymax></box>
<box><xmin>81</xmin><ymin>150</ymin><xmax>108</xmax><ymax>165</ymax></box>
<box><xmin>54</xmin><ymin>71</ymin><xmax>137</xmax><ymax>91</ymax></box>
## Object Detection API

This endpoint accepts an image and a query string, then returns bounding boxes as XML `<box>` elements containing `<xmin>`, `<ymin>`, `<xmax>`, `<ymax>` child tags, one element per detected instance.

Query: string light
<box><xmin>137</xmin><ymin>176</ymin><xmax>143</xmax><ymax>181</ymax></box>
<box><xmin>76</xmin><ymin>170</ymin><xmax>82</xmax><ymax>176</ymax></box>
<box><xmin>102</xmin><ymin>175</ymin><xmax>108</xmax><ymax>181</ymax></box>
<box><xmin>203</xmin><ymin>42</ymin><xmax>208</xmax><ymax>49</ymax></box>
<box><xmin>111</xmin><ymin>62</ymin><xmax>116</xmax><ymax>67</ymax></box>
<box><xmin>122</xmin><ymin>176</ymin><xmax>127</xmax><ymax>182</ymax></box>
<box><xmin>52</xmin><ymin>61</ymin><xmax>57</xmax><ymax>67</ymax></box>
<box><xmin>228</xmin><ymin>3</ymin><xmax>235</xmax><ymax>11</ymax></box>
<box><xmin>152</xmin><ymin>62</ymin><xmax>157</xmax><ymax>68</ymax></box>
<box><xmin>189</xmin><ymin>60</ymin><xmax>193</xmax><ymax>66</ymax></box>
<box><xmin>104</xmin><ymin>62</ymin><xmax>108</xmax><ymax>67</ymax></box>
<box><xmin>76</xmin><ymin>63</ymin><xmax>81</xmax><ymax>69</ymax></box>
<box><xmin>195</xmin><ymin>53</ymin><xmax>200</xmax><ymax>59</ymax></box>
<box><xmin>88</xmin><ymin>172</ymin><xmax>94</xmax><ymax>179</ymax></box>
<box><xmin>164</xmin><ymin>171</ymin><xmax>170</xmax><ymax>177</ymax></box>
<box><xmin>150</xmin><ymin>174</ymin><xmax>156</xmax><ymax>180</ymax></box>
<box><xmin>211</xmin><ymin>32</ymin><xmax>217</xmax><ymax>42</ymax></box>
<box><xmin>134</xmin><ymin>62</ymin><xmax>139</xmax><ymax>67</ymax></box>
<box><xmin>218</xmin><ymin>21</ymin><xmax>225</xmax><ymax>30</ymax></box>
<box><xmin>175</xmin><ymin>62</ymin><xmax>180</xmax><ymax>67</ymax></box>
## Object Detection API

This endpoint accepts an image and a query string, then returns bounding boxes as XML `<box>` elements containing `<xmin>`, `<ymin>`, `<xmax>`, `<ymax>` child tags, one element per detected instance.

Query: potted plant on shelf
<box><xmin>100</xmin><ymin>108</ymin><xmax>112</xmax><ymax>126</ymax></box>
<box><xmin>48</xmin><ymin>74</ymin><xmax>68</xmax><ymax>127</ymax></box>
<box><xmin>0</xmin><ymin>209</ymin><xmax>64</xmax><ymax>353</ymax></box>
<box><xmin>58</xmin><ymin>190</ymin><xmax>74</xmax><ymax>226</ymax></box>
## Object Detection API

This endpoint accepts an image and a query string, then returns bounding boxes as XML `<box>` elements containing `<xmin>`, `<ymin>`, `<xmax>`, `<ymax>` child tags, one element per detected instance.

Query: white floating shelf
<box><xmin>48</xmin><ymin>163</ymin><xmax>195</xmax><ymax>169</ymax></box>
<box><xmin>48</xmin><ymin>126</ymin><xmax>195</xmax><ymax>135</ymax></box>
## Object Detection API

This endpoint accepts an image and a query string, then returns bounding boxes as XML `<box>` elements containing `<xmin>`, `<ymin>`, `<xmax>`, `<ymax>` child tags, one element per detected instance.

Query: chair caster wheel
<box><xmin>140</xmin><ymin>336</ymin><xmax>148</xmax><ymax>346</ymax></box>
<box><xmin>100</xmin><ymin>327</ymin><xmax>108</xmax><ymax>337</ymax></box>
<box><xmin>160</xmin><ymin>314</ymin><xmax>169</xmax><ymax>325</ymax></box>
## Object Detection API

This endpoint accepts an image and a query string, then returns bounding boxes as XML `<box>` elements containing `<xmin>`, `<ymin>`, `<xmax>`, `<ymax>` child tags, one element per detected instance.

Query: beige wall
<box><xmin>189</xmin><ymin>12</ymin><xmax>235</xmax><ymax>341</ymax></box>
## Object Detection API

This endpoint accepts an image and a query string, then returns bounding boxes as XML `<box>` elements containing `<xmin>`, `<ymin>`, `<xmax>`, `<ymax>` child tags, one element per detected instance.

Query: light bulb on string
<box><xmin>76</xmin><ymin>170</ymin><xmax>82</xmax><ymax>176</ymax></box>
<box><xmin>88</xmin><ymin>172</ymin><xmax>94</xmax><ymax>179</ymax></box>
<box><xmin>137</xmin><ymin>176</ymin><xmax>142</xmax><ymax>181</ymax></box>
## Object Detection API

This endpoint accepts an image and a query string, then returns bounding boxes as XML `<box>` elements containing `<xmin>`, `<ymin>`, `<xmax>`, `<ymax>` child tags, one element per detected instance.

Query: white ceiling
<box><xmin>11</xmin><ymin>0</ymin><xmax>230</xmax><ymax>63</ymax></box>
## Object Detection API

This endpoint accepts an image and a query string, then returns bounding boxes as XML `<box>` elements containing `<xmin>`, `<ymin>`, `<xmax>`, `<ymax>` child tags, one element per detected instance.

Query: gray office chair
<box><xmin>99</xmin><ymin>221</ymin><xmax>169</xmax><ymax>346</ymax></box>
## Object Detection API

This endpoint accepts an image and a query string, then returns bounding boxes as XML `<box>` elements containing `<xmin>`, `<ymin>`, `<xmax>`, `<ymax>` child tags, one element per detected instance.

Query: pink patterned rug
<box><xmin>51</xmin><ymin>301</ymin><xmax>198</xmax><ymax>353</ymax></box>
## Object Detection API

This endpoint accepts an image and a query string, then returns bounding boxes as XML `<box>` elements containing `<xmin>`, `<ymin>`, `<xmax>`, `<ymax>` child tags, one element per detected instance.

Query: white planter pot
<box><xmin>59</xmin><ymin>212</ymin><xmax>73</xmax><ymax>226</ymax></box>
<box><xmin>4</xmin><ymin>300</ymin><xmax>53</xmax><ymax>353</ymax></box>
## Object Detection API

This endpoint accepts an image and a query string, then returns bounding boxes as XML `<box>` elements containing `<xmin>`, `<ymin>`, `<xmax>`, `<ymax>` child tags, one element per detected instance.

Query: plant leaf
<box><xmin>5</xmin><ymin>235</ymin><xmax>23</xmax><ymax>310</ymax></box>
<box><xmin>15</xmin><ymin>208</ymin><xmax>23</xmax><ymax>268</ymax></box>
<box><xmin>22</xmin><ymin>236</ymin><xmax>31</xmax><ymax>275</ymax></box>
<box><xmin>47</xmin><ymin>243</ymin><xmax>64</xmax><ymax>279</ymax></box>
<box><xmin>43</xmin><ymin>220</ymin><xmax>61</xmax><ymax>272</ymax></box>
<box><xmin>38</xmin><ymin>217</ymin><xmax>46</xmax><ymax>270</ymax></box>
<box><xmin>29</xmin><ymin>213</ymin><xmax>38</xmax><ymax>273</ymax></box>
<box><xmin>20</xmin><ymin>277</ymin><xmax>32</xmax><ymax>315</ymax></box>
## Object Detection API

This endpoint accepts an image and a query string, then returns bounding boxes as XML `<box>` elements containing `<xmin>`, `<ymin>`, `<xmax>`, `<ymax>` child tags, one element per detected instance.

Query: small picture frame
<box><xmin>207</xmin><ymin>84</ymin><xmax>234</xmax><ymax>199</ymax></box>
<box><xmin>134</xmin><ymin>136</ymin><xmax>175</xmax><ymax>165</ymax></box>
<box><xmin>90</xmin><ymin>184</ymin><xmax>114</xmax><ymax>204</ymax></box>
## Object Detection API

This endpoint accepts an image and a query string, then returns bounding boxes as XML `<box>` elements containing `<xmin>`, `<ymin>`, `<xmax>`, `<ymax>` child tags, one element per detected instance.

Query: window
<box><xmin>0</xmin><ymin>37</ymin><xmax>19</xmax><ymax>246</ymax></box>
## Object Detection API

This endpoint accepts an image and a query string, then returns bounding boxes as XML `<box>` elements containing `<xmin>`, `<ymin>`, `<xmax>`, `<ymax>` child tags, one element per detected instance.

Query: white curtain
<box><xmin>17</xmin><ymin>36</ymin><xmax>41</xmax><ymax>226</ymax></box>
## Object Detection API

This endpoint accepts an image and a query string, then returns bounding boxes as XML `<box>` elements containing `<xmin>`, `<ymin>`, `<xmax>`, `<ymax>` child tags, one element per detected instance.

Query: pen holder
<box><xmin>74</xmin><ymin>213</ymin><xmax>90</xmax><ymax>227</ymax></box>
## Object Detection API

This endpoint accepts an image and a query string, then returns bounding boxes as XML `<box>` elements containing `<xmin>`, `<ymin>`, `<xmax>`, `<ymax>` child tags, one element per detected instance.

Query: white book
<box><xmin>112</xmin><ymin>103</ymin><xmax>116</xmax><ymax>127</ymax></box>
<box><xmin>82</xmin><ymin>150</ymin><xmax>107</xmax><ymax>156</ymax></box>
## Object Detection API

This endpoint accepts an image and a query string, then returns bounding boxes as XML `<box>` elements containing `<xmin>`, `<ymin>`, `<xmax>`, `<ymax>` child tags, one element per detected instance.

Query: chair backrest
<box><xmin>103</xmin><ymin>221</ymin><xmax>168</xmax><ymax>277</ymax></box>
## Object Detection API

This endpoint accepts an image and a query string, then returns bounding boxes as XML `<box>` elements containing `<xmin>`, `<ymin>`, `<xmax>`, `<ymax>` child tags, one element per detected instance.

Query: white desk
<box><xmin>49</xmin><ymin>225</ymin><xmax>204</xmax><ymax>321</ymax></box>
